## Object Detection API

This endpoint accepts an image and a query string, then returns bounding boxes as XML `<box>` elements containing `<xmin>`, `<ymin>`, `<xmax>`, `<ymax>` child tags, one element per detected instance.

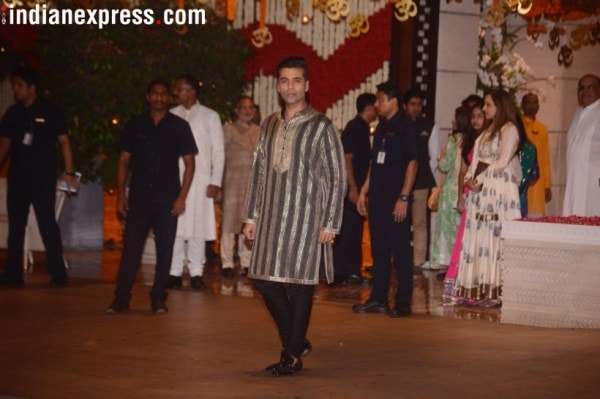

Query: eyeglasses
<box><xmin>578</xmin><ymin>84</ymin><xmax>599</xmax><ymax>91</ymax></box>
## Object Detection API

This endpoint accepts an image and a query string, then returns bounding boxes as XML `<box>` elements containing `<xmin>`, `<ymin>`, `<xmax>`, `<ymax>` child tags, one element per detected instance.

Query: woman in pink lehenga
<box><xmin>443</xmin><ymin>104</ymin><xmax>486</xmax><ymax>302</ymax></box>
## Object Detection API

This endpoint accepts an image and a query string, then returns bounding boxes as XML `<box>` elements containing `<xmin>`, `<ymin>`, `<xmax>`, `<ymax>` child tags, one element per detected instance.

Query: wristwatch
<box><xmin>399</xmin><ymin>194</ymin><xmax>409</xmax><ymax>202</ymax></box>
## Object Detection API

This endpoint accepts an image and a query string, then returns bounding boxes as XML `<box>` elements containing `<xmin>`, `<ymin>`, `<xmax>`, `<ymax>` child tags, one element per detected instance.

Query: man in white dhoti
<box><xmin>167</xmin><ymin>74</ymin><xmax>225</xmax><ymax>289</ymax></box>
<box><xmin>563</xmin><ymin>74</ymin><xmax>600</xmax><ymax>217</ymax></box>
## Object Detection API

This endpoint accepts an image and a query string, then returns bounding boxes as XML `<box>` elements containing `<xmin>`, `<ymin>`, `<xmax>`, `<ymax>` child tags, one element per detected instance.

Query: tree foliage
<box><xmin>34</xmin><ymin>8</ymin><xmax>250</xmax><ymax>188</ymax></box>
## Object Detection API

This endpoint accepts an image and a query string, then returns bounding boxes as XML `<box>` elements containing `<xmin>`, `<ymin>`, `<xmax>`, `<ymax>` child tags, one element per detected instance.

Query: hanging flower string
<box><xmin>226</xmin><ymin>0</ymin><xmax>235</xmax><ymax>22</ymax></box>
<box><xmin>251</xmin><ymin>0</ymin><xmax>272</xmax><ymax>48</ymax></box>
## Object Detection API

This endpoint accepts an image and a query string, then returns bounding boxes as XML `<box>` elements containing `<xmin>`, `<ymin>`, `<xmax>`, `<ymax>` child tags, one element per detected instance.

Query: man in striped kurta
<box><xmin>242</xmin><ymin>57</ymin><xmax>346</xmax><ymax>376</ymax></box>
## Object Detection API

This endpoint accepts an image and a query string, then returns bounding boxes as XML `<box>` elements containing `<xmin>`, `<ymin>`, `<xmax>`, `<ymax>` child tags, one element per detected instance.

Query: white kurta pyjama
<box><xmin>563</xmin><ymin>99</ymin><xmax>600</xmax><ymax>217</ymax></box>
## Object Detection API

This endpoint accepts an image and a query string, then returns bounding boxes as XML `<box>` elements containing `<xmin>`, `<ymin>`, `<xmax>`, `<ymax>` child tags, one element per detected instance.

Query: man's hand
<box><xmin>357</xmin><ymin>191</ymin><xmax>368</xmax><ymax>216</ymax></box>
<box><xmin>545</xmin><ymin>188</ymin><xmax>552</xmax><ymax>203</ymax></box>
<box><xmin>171</xmin><ymin>198</ymin><xmax>186</xmax><ymax>216</ymax></box>
<box><xmin>465</xmin><ymin>178</ymin><xmax>482</xmax><ymax>193</ymax></box>
<box><xmin>393</xmin><ymin>200</ymin><xmax>408</xmax><ymax>222</ymax></box>
<box><xmin>62</xmin><ymin>174</ymin><xmax>80</xmax><ymax>195</ymax></box>
<box><xmin>206</xmin><ymin>184</ymin><xmax>221</xmax><ymax>200</ymax></box>
<box><xmin>456</xmin><ymin>197</ymin><xmax>465</xmax><ymax>213</ymax></box>
<box><xmin>347</xmin><ymin>186</ymin><xmax>359</xmax><ymax>205</ymax></box>
<box><xmin>243</xmin><ymin>222</ymin><xmax>256</xmax><ymax>240</ymax></box>
<box><xmin>117</xmin><ymin>195</ymin><xmax>128</xmax><ymax>220</ymax></box>
<box><xmin>319</xmin><ymin>230</ymin><xmax>336</xmax><ymax>244</ymax></box>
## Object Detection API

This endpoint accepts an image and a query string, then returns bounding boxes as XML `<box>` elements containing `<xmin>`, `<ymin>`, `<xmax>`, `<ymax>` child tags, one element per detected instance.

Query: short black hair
<box><xmin>176</xmin><ymin>73</ymin><xmax>200</xmax><ymax>96</ymax></box>
<box><xmin>276</xmin><ymin>56</ymin><xmax>309</xmax><ymax>80</ymax></box>
<box><xmin>402</xmin><ymin>89</ymin><xmax>424</xmax><ymax>104</ymax></box>
<box><xmin>146</xmin><ymin>78</ymin><xmax>170</xmax><ymax>93</ymax></box>
<box><xmin>11</xmin><ymin>66</ymin><xmax>40</xmax><ymax>91</ymax></box>
<box><xmin>356</xmin><ymin>93</ymin><xmax>376</xmax><ymax>113</ymax></box>
<box><xmin>376</xmin><ymin>81</ymin><xmax>402</xmax><ymax>101</ymax></box>
<box><xmin>461</xmin><ymin>94</ymin><xmax>484</xmax><ymax>108</ymax></box>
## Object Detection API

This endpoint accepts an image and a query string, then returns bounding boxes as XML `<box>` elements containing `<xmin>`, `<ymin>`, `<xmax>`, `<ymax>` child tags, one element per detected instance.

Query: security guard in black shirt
<box><xmin>0</xmin><ymin>66</ymin><xmax>78</xmax><ymax>288</ymax></box>
<box><xmin>352</xmin><ymin>81</ymin><xmax>419</xmax><ymax>318</ymax></box>
<box><xmin>106</xmin><ymin>79</ymin><xmax>197</xmax><ymax>315</ymax></box>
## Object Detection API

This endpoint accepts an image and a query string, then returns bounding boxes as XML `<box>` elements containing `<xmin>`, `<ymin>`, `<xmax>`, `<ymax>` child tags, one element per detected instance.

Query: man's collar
<box><xmin>583</xmin><ymin>98</ymin><xmax>600</xmax><ymax>109</ymax></box>
<box><xmin>281</xmin><ymin>105</ymin><xmax>313</xmax><ymax>121</ymax></box>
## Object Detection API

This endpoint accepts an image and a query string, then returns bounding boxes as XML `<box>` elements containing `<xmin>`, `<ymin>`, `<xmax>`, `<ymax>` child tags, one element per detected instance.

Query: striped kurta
<box><xmin>243</xmin><ymin>107</ymin><xmax>346</xmax><ymax>284</ymax></box>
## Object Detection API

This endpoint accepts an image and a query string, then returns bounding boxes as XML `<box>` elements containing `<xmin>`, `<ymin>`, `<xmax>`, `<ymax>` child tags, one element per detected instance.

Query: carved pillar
<box><xmin>390</xmin><ymin>0</ymin><xmax>440</xmax><ymax>119</ymax></box>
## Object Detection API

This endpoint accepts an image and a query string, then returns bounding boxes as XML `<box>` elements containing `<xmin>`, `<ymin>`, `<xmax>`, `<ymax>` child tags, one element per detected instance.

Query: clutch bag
<box><xmin>474</xmin><ymin>161</ymin><xmax>489</xmax><ymax>180</ymax></box>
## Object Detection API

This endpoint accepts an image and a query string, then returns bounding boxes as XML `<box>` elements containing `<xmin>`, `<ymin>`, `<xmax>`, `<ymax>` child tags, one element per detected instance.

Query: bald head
<box><xmin>521</xmin><ymin>92</ymin><xmax>539</xmax><ymax>119</ymax></box>
<box><xmin>577</xmin><ymin>74</ymin><xmax>600</xmax><ymax>108</ymax></box>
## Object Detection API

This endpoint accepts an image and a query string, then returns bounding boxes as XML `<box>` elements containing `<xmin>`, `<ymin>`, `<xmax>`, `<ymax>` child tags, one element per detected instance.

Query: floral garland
<box><xmin>476</xmin><ymin>0</ymin><xmax>600</xmax><ymax>90</ymax></box>
<box><xmin>477</xmin><ymin>1</ymin><xmax>543</xmax><ymax>102</ymax></box>
<box><xmin>239</xmin><ymin>5</ymin><xmax>392</xmax><ymax>112</ymax></box>
<box><xmin>520</xmin><ymin>215</ymin><xmax>600</xmax><ymax>226</ymax></box>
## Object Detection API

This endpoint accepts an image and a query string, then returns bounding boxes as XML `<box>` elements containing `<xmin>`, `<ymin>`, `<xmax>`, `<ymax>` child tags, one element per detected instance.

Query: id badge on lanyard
<box><xmin>377</xmin><ymin>138</ymin><xmax>386</xmax><ymax>164</ymax></box>
<box><xmin>23</xmin><ymin>122</ymin><xmax>35</xmax><ymax>146</ymax></box>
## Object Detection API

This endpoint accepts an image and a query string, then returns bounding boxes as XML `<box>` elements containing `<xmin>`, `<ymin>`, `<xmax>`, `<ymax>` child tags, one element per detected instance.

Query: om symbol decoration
<box><xmin>548</xmin><ymin>26</ymin><xmax>561</xmax><ymax>50</ymax></box>
<box><xmin>251</xmin><ymin>26</ymin><xmax>273</xmax><ymax>48</ymax></box>
<box><xmin>325</xmin><ymin>0</ymin><xmax>350</xmax><ymax>22</ymax></box>
<box><xmin>393</xmin><ymin>0</ymin><xmax>417</xmax><ymax>22</ymax></box>
<box><xmin>312</xmin><ymin>0</ymin><xmax>328</xmax><ymax>13</ymax></box>
<box><xmin>348</xmin><ymin>13</ymin><xmax>369</xmax><ymax>38</ymax></box>
<box><xmin>557</xmin><ymin>45</ymin><xmax>573</xmax><ymax>67</ymax></box>
<box><xmin>286</xmin><ymin>0</ymin><xmax>300</xmax><ymax>22</ymax></box>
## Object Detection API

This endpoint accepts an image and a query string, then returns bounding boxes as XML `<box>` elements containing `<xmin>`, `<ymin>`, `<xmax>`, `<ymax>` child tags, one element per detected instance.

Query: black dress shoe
<box><xmin>271</xmin><ymin>355</ymin><xmax>303</xmax><ymax>376</ymax></box>
<box><xmin>389</xmin><ymin>304</ymin><xmax>412</xmax><ymax>318</ymax></box>
<box><xmin>265</xmin><ymin>339</ymin><xmax>312</xmax><ymax>371</ymax></box>
<box><xmin>49</xmin><ymin>276</ymin><xmax>69</xmax><ymax>287</ymax></box>
<box><xmin>190</xmin><ymin>276</ymin><xmax>206</xmax><ymax>290</ymax></box>
<box><xmin>151</xmin><ymin>299</ymin><xmax>169</xmax><ymax>314</ymax></box>
<box><xmin>222</xmin><ymin>268</ymin><xmax>234</xmax><ymax>278</ymax></box>
<box><xmin>0</xmin><ymin>273</ymin><xmax>24</xmax><ymax>288</ymax></box>
<box><xmin>106</xmin><ymin>300</ymin><xmax>130</xmax><ymax>314</ymax></box>
<box><xmin>352</xmin><ymin>300</ymin><xmax>389</xmax><ymax>314</ymax></box>
<box><xmin>166</xmin><ymin>275</ymin><xmax>182</xmax><ymax>289</ymax></box>
<box><xmin>241</xmin><ymin>267</ymin><xmax>249</xmax><ymax>277</ymax></box>
<box><xmin>346</xmin><ymin>274</ymin><xmax>364</xmax><ymax>285</ymax></box>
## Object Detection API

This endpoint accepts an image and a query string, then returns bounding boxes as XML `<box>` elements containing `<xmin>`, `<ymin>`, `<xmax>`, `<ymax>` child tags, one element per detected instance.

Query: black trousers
<box><xmin>333</xmin><ymin>200</ymin><xmax>364</xmax><ymax>277</ymax></box>
<box><xmin>115</xmin><ymin>201</ymin><xmax>177</xmax><ymax>303</ymax></box>
<box><xmin>4</xmin><ymin>175</ymin><xmax>66</xmax><ymax>280</ymax></box>
<box><xmin>253</xmin><ymin>279</ymin><xmax>315</xmax><ymax>358</ymax></box>
<box><xmin>368</xmin><ymin>202</ymin><xmax>413</xmax><ymax>307</ymax></box>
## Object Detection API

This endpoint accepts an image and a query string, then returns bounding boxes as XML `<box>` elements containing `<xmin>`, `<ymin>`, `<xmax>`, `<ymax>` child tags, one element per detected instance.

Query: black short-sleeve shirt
<box><xmin>413</xmin><ymin>116</ymin><xmax>437</xmax><ymax>190</ymax></box>
<box><xmin>0</xmin><ymin>98</ymin><xmax>68</xmax><ymax>179</ymax></box>
<box><xmin>118</xmin><ymin>112</ymin><xmax>198</xmax><ymax>204</ymax></box>
<box><xmin>369</xmin><ymin>111</ymin><xmax>419</xmax><ymax>206</ymax></box>
<box><xmin>341</xmin><ymin>116</ymin><xmax>371</xmax><ymax>189</ymax></box>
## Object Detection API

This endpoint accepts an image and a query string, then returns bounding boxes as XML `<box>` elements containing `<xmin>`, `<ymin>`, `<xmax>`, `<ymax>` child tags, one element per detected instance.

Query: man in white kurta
<box><xmin>563</xmin><ymin>74</ymin><xmax>600</xmax><ymax>217</ymax></box>
<box><xmin>168</xmin><ymin>75</ymin><xmax>224</xmax><ymax>289</ymax></box>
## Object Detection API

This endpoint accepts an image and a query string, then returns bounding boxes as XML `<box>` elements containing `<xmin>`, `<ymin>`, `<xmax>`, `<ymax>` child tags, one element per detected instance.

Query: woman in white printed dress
<box><xmin>455</xmin><ymin>89</ymin><xmax>522</xmax><ymax>307</ymax></box>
